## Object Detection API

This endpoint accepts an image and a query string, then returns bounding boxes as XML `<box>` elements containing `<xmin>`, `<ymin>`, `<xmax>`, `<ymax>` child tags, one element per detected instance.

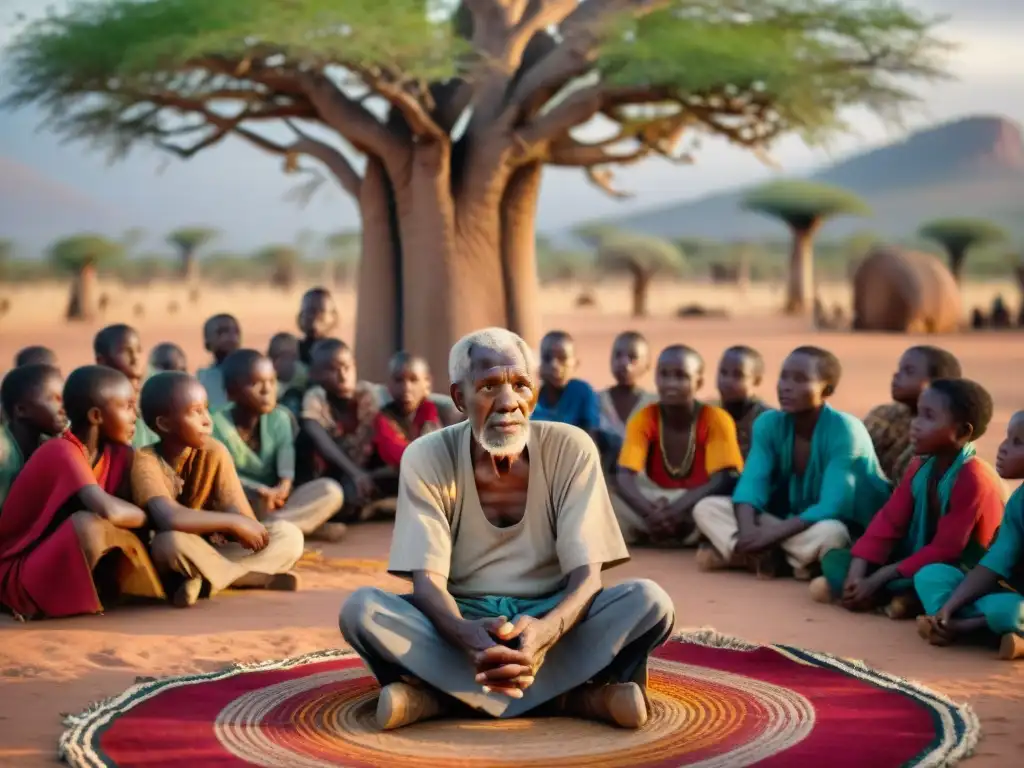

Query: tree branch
<box><xmin>516</xmin><ymin>83</ymin><xmax>671</xmax><ymax>145</ymax></box>
<box><xmin>504</xmin><ymin>0</ymin><xmax>669</xmax><ymax>121</ymax></box>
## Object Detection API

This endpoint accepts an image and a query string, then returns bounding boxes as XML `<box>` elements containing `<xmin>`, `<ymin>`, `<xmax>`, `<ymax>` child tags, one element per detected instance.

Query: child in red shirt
<box><xmin>373</xmin><ymin>352</ymin><xmax>442</xmax><ymax>469</ymax></box>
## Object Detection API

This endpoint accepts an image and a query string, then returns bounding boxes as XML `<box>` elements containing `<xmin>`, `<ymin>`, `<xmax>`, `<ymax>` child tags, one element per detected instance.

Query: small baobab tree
<box><xmin>256</xmin><ymin>245</ymin><xmax>303</xmax><ymax>290</ymax></box>
<box><xmin>48</xmin><ymin>234</ymin><xmax>124</xmax><ymax>321</ymax></box>
<box><xmin>167</xmin><ymin>227</ymin><xmax>218</xmax><ymax>283</ymax></box>
<box><xmin>596</xmin><ymin>233</ymin><xmax>684</xmax><ymax>318</ymax></box>
<box><xmin>918</xmin><ymin>217</ymin><xmax>1008</xmax><ymax>283</ymax></box>
<box><xmin>742</xmin><ymin>180</ymin><xmax>869</xmax><ymax>315</ymax></box>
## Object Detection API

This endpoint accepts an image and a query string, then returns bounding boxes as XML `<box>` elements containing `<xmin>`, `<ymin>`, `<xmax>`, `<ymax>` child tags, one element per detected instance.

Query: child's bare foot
<box><xmin>916</xmin><ymin>615</ymin><xmax>952</xmax><ymax>646</ymax></box>
<box><xmin>312</xmin><ymin>522</ymin><xmax>347</xmax><ymax>542</ymax></box>
<box><xmin>998</xmin><ymin>633</ymin><xmax>1024</xmax><ymax>660</ymax></box>
<box><xmin>808</xmin><ymin>576</ymin><xmax>833</xmax><ymax>604</ymax></box>
<box><xmin>266</xmin><ymin>571</ymin><xmax>301</xmax><ymax>591</ymax></box>
<box><xmin>884</xmin><ymin>593</ymin><xmax>920</xmax><ymax>620</ymax></box>
<box><xmin>695</xmin><ymin>544</ymin><xmax>727</xmax><ymax>572</ymax></box>
<box><xmin>172</xmin><ymin>576</ymin><xmax>202</xmax><ymax>608</ymax></box>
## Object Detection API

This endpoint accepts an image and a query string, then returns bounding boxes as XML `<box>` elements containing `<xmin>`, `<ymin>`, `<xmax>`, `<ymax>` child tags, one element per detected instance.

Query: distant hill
<box><xmin>0</xmin><ymin>156</ymin><xmax>123</xmax><ymax>254</ymax></box>
<box><xmin>592</xmin><ymin>115</ymin><xmax>1024</xmax><ymax>242</ymax></box>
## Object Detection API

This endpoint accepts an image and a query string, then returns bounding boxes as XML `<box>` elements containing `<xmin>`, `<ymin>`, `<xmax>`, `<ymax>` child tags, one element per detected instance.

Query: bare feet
<box><xmin>266</xmin><ymin>571</ymin><xmax>301</xmax><ymax>591</ymax></box>
<box><xmin>560</xmin><ymin>682</ymin><xmax>648</xmax><ymax>728</ymax></box>
<box><xmin>312</xmin><ymin>522</ymin><xmax>348</xmax><ymax>542</ymax></box>
<box><xmin>172</xmin><ymin>576</ymin><xmax>202</xmax><ymax>608</ymax></box>
<box><xmin>376</xmin><ymin>682</ymin><xmax>449</xmax><ymax>730</ymax></box>
<box><xmin>883</xmin><ymin>593</ymin><xmax>920</xmax><ymax>620</ymax></box>
<box><xmin>916</xmin><ymin>615</ymin><xmax>952</xmax><ymax>646</ymax></box>
<box><xmin>998</xmin><ymin>633</ymin><xmax>1024</xmax><ymax>660</ymax></box>
<box><xmin>695</xmin><ymin>544</ymin><xmax>727</xmax><ymax>572</ymax></box>
<box><xmin>808</xmin><ymin>576</ymin><xmax>833</xmax><ymax>604</ymax></box>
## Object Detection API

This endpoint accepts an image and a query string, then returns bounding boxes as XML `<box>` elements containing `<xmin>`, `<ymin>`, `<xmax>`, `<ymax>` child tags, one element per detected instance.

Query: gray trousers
<box><xmin>339</xmin><ymin>578</ymin><xmax>675</xmax><ymax>718</ymax></box>
<box><xmin>150</xmin><ymin>519</ymin><xmax>304</xmax><ymax>593</ymax></box>
<box><xmin>246</xmin><ymin>478</ymin><xmax>344</xmax><ymax>535</ymax></box>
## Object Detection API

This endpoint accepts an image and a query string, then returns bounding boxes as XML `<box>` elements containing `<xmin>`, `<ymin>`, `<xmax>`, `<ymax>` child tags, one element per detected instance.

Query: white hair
<box><xmin>448</xmin><ymin>327</ymin><xmax>536</xmax><ymax>387</ymax></box>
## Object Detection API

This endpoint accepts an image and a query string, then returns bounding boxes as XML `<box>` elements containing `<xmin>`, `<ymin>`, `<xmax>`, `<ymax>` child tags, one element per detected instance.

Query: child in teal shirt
<box><xmin>915</xmin><ymin>409</ymin><xmax>1024</xmax><ymax>659</ymax></box>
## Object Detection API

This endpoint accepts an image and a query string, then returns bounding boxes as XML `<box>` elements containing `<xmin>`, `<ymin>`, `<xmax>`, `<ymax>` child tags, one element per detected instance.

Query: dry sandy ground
<box><xmin>1</xmin><ymin>280</ymin><xmax>1023</xmax><ymax>766</ymax></box>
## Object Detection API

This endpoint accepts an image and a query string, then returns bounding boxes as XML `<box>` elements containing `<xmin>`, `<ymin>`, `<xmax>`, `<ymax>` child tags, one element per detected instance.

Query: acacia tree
<box><xmin>742</xmin><ymin>180</ymin><xmax>869</xmax><ymax>314</ymax></box>
<box><xmin>5</xmin><ymin>0</ymin><xmax>944</xmax><ymax>378</ymax></box>
<box><xmin>326</xmin><ymin>230</ymin><xmax>362</xmax><ymax>285</ymax></box>
<box><xmin>918</xmin><ymin>217</ymin><xmax>1008</xmax><ymax>283</ymax></box>
<box><xmin>167</xmin><ymin>226</ymin><xmax>219</xmax><ymax>282</ymax></box>
<box><xmin>596</xmin><ymin>232</ymin><xmax>684</xmax><ymax>316</ymax></box>
<box><xmin>48</xmin><ymin>234</ymin><xmax>124</xmax><ymax>320</ymax></box>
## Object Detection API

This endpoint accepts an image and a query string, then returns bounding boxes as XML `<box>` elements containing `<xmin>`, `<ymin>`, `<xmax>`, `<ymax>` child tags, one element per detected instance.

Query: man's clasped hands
<box><xmin>454</xmin><ymin>614</ymin><xmax>560</xmax><ymax>698</ymax></box>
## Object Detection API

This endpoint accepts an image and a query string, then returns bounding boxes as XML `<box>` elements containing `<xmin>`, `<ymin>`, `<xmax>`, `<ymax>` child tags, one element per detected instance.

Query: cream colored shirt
<box><xmin>388</xmin><ymin>420</ymin><xmax>630</xmax><ymax>598</ymax></box>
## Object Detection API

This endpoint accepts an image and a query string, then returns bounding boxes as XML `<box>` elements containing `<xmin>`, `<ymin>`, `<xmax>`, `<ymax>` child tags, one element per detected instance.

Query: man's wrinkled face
<box><xmin>452</xmin><ymin>346</ymin><xmax>537</xmax><ymax>457</ymax></box>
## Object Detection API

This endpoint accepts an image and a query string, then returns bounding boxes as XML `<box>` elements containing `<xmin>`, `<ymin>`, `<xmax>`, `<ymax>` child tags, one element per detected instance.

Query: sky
<box><xmin>0</xmin><ymin>0</ymin><xmax>1022</xmax><ymax>251</ymax></box>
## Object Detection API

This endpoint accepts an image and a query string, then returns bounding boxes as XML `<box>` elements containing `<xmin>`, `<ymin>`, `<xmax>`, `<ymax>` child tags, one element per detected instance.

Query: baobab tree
<box><xmin>742</xmin><ymin>180</ymin><xmax>869</xmax><ymax>315</ymax></box>
<box><xmin>5</xmin><ymin>0</ymin><xmax>945</xmax><ymax>378</ymax></box>
<box><xmin>47</xmin><ymin>234</ymin><xmax>124</xmax><ymax>321</ymax></box>
<box><xmin>596</xmin><ymin>233</ymin><xmax>684</xmax><ymax>317</ymax></box>
<box><xmin>918</xmin><ymin>217</ymin><xmax>1008</xmax><ymax>283</ymax></box>
<box><xmin>167</xmin><ymin>227</ymin><xmax>219</xmax><ymax>282</ymax></box>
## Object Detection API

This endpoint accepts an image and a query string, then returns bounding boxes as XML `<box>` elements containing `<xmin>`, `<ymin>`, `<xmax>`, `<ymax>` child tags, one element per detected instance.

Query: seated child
<box><xmin>864</xmin><ymin>345</ymin><xmax>961</xmax><ymax>485</ymax></box>
<box><xmin>531</xmin><ymin>330</ymin><xmax>599</xmax><ymax>437</ymax></box>
<box><xmin>94</xmin><ymin>322</ymin><xmax>157</xmax><ymax>450</ymax></box>
<box><xmin>915</xmin><ymin>410</ymin><xmax>1024</xmax><ymax>660</ymax></box>
<box><xmin>597</xmin><ymin>331</ymin><xmax>656</xmax><ymax>473</ymax></box>
<box><xmin>268</xmin><ymin>332</ymin><xmax>307</xmax><ymax>416</ymax></box>
<box><xmin>148</xmin><ymin>342</ymin><xmax>188</xmax><ymax>377</ymax></box>
<box><xmin>296</xmin><ymin>339</ymin><xmax>388</xmax><ymax>520</ymax></box>
<box><xmin>196</xmin><ymin>313</ymin><xmax>242</xmax><ymax>412</ymax></box>
<box><xmin>1</xmin><ymin>364</ymin><xmax>67</xmax><ymax>509</ymax></box>
<box><xmin>373</xmin><ymin>351</ymin><xmax>442</xmax><ymax>469</ymax></box>
<box><xmin>0</xmin><ymin>366</ymin><xmax>163</xmax><ymax>620</ymax></box>
<box><xmin>133</xmin><ymin>371</ymin><xmax>304</xmax><ymax>608</ymax></box>
<box><xmin>613</xmin><ymin>345</ymin><xmax>743</xmax><ymax>547</ymax></box>
<box><xmin>694</xmin><ymin>346</ymin><xmax>891</xmax><ymax>579</ymax></box>
<box><xmin>14</xmin><ymin>345</ymin><xmax>59</xmax><ymax>370</ymax></box>
<box><xmin>213</xmin><ymin>349</ymin><xmax>345</xmax><ymax>542</ymax></box>
<box><xmin>297</xmin><ymin>288</ymin><xmax>339</xmax><ymax>366</ymax></box>
<box><xmin>812</xmin><ymin>379</ymin><xmax>1003</xmax><ymax>618</ymax></box>
<box><xmin>716</xmin><ymin>345</ymin><xmax>770</xmax><ymax>459</ymax></box>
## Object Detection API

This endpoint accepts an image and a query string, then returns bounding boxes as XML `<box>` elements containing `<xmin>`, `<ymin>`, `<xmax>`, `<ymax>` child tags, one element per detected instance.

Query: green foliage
<box><xmin>597</xmin><ymin>233</ymin><xmax>685</xmax><ymax>276</ymax></box>
<box><xmin>573</xmin><ymin>224</ymin><xmax>621</xmax><ymax>248</ymax></box>
<box><xmin>918</xmin><ymin>217</ymin><xmax>1009</xmax><ymax>254</ymax></box>
<box><xmin>0</xmin><ymin>239</ymin><xmax>13</xmax><ymax>280</ymax></box>
<box><xmin>742</xmin><ymin>179</ymin><xmax>870</xmax><ymax>229</ymax></box>
<box><xmin>47</xmin><ymin>234</ymin><xmax>124</xmax><ymax>273</ymax></box>
<box><xmin>5</xmin><ymin>0</ymin><xmax>460</xmax><ymax>93</ymax></box>
<box><xmin>167</xmin><ymin>226</ymin><xmax>219</xmax><ymax>253</ymax></box>
<box><xmin>255</xmin><ymin>243</ymin><xmax>303</xmax><ymax>287</ymax></box>
<box><xmin>599</xmin><ymin>0</ymin><xmax>947</xmax><ymax>144</ymax></box>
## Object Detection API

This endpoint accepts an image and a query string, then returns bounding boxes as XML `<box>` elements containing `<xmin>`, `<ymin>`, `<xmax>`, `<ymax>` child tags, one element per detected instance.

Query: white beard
<box><xmin>475</xmin><ymin>420</ymin><xmax>530</xmax><ymax>458</ymax></box>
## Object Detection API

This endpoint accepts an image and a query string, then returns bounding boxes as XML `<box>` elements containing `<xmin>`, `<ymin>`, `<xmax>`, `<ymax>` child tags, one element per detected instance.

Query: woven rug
<box><xmin>60</xmin><ymin>629</ymin><xmax>978</xmax><ymax>767</ymax></box>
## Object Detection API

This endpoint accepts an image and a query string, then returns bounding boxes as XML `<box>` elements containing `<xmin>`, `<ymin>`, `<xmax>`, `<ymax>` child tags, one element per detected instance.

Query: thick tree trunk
<box><xmin>947</xmin><ymin>246</ymin><xmax>967</xmax><ymax>284</ymax></box>
<box><xmin>785</xmin><ymin>222</ymin><xmax>820</xmax><ymax>315</ymax></box>
<box><xmin>182</xmin><ymin>250</ymin><xmax>199</xmax><ymax>284</ymax></box>
<box><xmin>66</xmin><ymin>262</ymin><xmax>98</xmax><ymax>321</ymax></box>
<box><xmin>353</xmin><ymin>147</ymin><xmax>542</xmax><ymax>385</ymax></box>
<box><xmin>499</xmin><ymin>162</ymin><xmax>543</xmax><ymax>351</ymax></box>
<box><xmin>631</xmin><ymin>270</ymin><xmax>652</xmax><ymax>318</ymax></box>
<box><xmin>393</xmin><ymin>144</ymin><xmax>510</xmax><ymax>384</ymax></box>
<box><xmin>354</xmin><ymin>157</ymin><xmax>401</xmax><ymax>384</ymax></box>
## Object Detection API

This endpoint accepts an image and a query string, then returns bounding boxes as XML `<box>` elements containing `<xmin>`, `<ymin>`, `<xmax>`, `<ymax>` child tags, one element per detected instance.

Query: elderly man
<box><xmin>340</xmin><ymin>327</ymin><xmax>675</xmax><ymax>731</ymax></box>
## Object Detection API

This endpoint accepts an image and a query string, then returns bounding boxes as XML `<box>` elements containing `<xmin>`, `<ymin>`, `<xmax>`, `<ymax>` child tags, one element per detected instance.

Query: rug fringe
<box><xmin>672</xmin><ymin>626</ymin><xmax>761</xmax><ymax>651</ymax></box>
